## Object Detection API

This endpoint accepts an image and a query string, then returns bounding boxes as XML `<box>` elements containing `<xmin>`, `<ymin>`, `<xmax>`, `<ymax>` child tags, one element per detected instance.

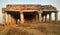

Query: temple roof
<box><xmin>2</xmin><ymin>4</ymin><xmax>58</xmax><ymax>13</ymax></box>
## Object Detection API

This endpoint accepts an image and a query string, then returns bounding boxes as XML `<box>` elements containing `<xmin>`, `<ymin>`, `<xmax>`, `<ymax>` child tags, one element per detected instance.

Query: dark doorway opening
<box><xmin>23</xmin><ymin>11</ymin><xmax>37</xmax><ymax>20</ymax></box>
<box><xmin>6</xmin><ymin>11</ymin><xmax>20</xmax><ymax>24</ymax></box>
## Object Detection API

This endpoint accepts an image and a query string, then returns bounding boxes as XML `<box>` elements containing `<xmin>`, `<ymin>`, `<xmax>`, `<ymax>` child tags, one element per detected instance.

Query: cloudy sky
<box><xmin>0</xmin><ymin>0</ymin><xmax>60</xmax><ymax>23</ymax></box>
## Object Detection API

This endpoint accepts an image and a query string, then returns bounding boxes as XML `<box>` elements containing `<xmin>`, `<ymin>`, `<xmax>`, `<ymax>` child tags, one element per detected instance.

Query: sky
<box><xmin>0</xmin><ymin>0</ymin><xmax>60</xmax><ymax>23</ymax></box>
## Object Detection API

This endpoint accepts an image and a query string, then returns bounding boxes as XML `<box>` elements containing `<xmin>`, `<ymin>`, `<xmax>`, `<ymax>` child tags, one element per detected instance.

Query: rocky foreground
<box><xmin>0</xmin><ymin>23</ymin><xmax>60</xmax><ymax>35</ymax></box>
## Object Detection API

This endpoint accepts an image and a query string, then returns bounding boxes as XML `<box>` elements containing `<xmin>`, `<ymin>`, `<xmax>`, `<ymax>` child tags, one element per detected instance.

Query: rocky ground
<box><xmin>0</xmin><ymin>22</ymin><xmax>60</xmax><ymax>35</ymax></box>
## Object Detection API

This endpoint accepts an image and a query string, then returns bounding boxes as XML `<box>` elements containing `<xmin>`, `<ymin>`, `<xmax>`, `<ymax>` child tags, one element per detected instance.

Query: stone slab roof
<box><xmin>2</xmin><ymin>4</ymin><xmax>58</xmax><ymax>13</ymax></box>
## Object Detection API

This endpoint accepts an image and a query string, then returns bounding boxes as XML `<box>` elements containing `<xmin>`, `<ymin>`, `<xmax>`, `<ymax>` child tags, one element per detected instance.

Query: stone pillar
<box><xmin>2</xmin><ymin>13</ymin><xmax>6</xmax><ymax>24</ymax></box>
<box><xmin>7</xmin><ymin>14</ymin><xmax>10</xmax><ymax>25</ymax></box>
<box><xmin>49</xmin><ymin>13</ymin><xmax>52</xmax><ymax>23</ymax></box>
<box><xmin>20</xmin><ymin>13</ymin><xmax>24</xmax><ymax>23</ymax></box>
<box><xmin>7</xmin><ymin>14</ymin><xmax>8</xmax><ymax>24</ymax></box>
<box><xmin>39</xmin><ymin>14</ymin><xmax>42</xmax><ymax>22</ymax></box>
<box><xmin>55</xmin><ymin>12</ymin><xmax>58</xmax><ymax>23</ymax></box>
<box><xmin>9</xmin><ymin>14</ymin><xmax>12</xmax><ymax>24</ymax></box>
<box><xmin>36</xmin><ymin>14</ymin><xmax>38</xmax><ymax>23</ymax></box>
<box><xmin>45</xmin><ymin>14</ymin><xmax>47</xmax><ymax>23</ymax></box>
<box><xmin>6</xmin><ymin>13</ymin><xmax>9</xmax><ymax>25</ymax></box>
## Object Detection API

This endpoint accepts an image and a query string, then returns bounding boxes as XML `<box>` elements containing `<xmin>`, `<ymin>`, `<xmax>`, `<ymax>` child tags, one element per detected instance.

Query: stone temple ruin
<box><xmin>2</xmin><ymin>4</ymin><xmax>58</xmax><ymax>25</ymax></box>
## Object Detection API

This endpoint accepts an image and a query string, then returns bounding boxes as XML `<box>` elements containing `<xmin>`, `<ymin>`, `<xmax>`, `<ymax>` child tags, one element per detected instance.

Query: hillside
<box><xmin>0</xmin><ymin>22</ymin><xmax>60</xmax><ymax>35</ymax></box>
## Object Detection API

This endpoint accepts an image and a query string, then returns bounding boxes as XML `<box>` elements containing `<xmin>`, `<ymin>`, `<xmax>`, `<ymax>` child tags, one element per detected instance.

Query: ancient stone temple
<box><xmin>2</xmin><ymin>4</ymin><xmax>58</xmax><ymax>25</ymax></box>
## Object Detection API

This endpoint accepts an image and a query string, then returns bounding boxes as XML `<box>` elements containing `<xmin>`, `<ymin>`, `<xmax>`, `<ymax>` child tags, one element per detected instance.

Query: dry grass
<box><xmin>0</xmin><ymin>21</ymin><xmax>60</xmax><ymax>35</ymax></box>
